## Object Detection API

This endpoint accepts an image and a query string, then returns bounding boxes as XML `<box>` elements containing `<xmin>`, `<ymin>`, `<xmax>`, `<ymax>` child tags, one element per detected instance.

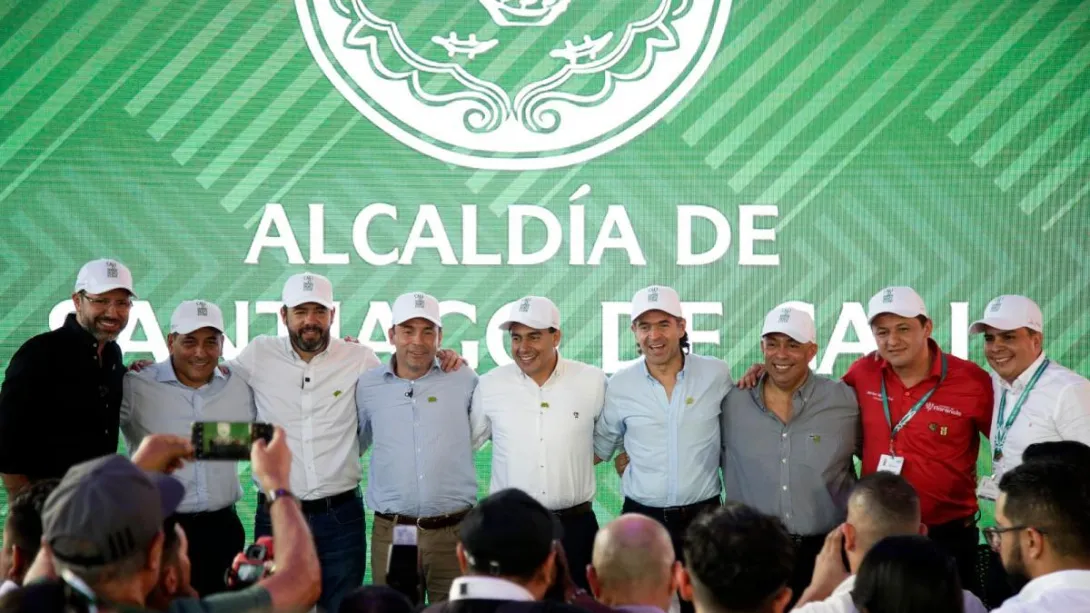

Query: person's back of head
<box><xmin>680</xmin><ymin>503</ymin><xmax>794</xmax><ymax>613</ymax></box>
<box><xmin>587</xmin><ymin>514</ymin><xmax>678</xmax><ymax>611</ymax></box>
<box><xmin>843</xmin><ymin>473</ymin><xmax>922</xmax><ymax>572</ymax></box>
<box><xmin>994</xmin><ymin>459</ymin><xmax>1090</xmax><ymax>587</ymax></box>
<box><xmin>1021</xmin><ymin>441</ymin><xmax>1090</xmax><ymax>469</ymax></box>
<box><xmin>850</xmin><ymin>535</ymin><xmax>963</xmax><ymax>613</ymax></box>
<box><xmin>146</xmin><ymin>517</ymin><xmax>197</xmax><ymax>610</ymax></box>
<box><xmin>1</xmin><ymin>479</ymin><xmax>59</xmax><ymax>586</ymax></box>
<box><xmin>339</xmin><ymin>585</ymin><xmax>414</xmax><ymax>613</ymax></box>
<box><xmin>0</xmin><ymin>579</ymin><xmax>93</xmax><ymax>613</ymax></box>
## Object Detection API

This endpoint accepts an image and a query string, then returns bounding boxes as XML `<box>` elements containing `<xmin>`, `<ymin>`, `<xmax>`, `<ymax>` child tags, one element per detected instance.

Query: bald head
<box><xmin>847</xmin><ymin>473</ymin><xmax>921</xmax><ymax>551</ymax></box>
<box><xmin>589</xmin><ymin>514</ymin><xmax>677</xmax><ymax>608</ymax></box>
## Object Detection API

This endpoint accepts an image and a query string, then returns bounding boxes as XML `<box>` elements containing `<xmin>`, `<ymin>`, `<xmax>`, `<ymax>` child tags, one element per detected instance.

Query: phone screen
<box><xmin>192</xmin><ymin>421</ymin><xmax>273</xmax><ymax>460</ymax></box>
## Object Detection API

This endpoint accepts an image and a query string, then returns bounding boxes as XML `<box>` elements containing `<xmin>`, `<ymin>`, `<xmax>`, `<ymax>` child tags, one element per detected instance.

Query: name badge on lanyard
<box><xmin>879</xmin><ymin>354</ymin><xmax>948</xmax><ymax>472</ymax></box>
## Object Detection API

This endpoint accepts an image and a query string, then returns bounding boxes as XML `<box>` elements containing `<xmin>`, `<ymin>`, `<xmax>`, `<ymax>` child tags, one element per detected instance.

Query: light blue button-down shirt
<box><xmin>594</xmin><ymin>353</ymin><xmax>732</xmax><ymax>507</ymax></box>
<box><xmin>120</xmin><ymin>360</ymin><xmax>256</xmax><ymax>513</ymax></box>
<box><xmin>357</xmin><ymin>358</ymin><xmax>479</xmax><ymax>517</ymax></box>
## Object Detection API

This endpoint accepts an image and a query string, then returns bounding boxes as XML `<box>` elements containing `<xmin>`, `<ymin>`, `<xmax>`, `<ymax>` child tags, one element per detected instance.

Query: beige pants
<box><xmin>370</xmin><ymin>514</ymin><xmax>462</xmax><ymax>603</ymax></box>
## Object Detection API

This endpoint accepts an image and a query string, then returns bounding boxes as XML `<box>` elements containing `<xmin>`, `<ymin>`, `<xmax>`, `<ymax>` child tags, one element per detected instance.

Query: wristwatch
<box><xmin>265</xmin><ymin>488</ymin><xmax>297</xmax><ymax>507</ymax></box>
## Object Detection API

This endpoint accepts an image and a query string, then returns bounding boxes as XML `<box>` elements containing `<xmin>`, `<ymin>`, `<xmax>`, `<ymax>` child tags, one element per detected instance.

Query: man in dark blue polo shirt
<box><xmin>0</xmin><ymin>258</ymin><xmax>135</xmax><ymax>495</ymax></box>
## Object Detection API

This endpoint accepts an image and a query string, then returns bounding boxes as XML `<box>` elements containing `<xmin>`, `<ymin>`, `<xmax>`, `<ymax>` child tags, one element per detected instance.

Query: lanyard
<box><xmin>993</xmin><ymin>359</ymin><xmax>1050</xmax><ymax>459</ymax></box>
<box><xmin>881</xmin><ymin>353</ymin><xmax>947</xmax><ymax>455</ymax></box>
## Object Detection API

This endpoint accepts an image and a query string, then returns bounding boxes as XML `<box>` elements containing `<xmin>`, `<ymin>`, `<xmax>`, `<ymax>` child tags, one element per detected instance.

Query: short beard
<box><xmin>78</xmin><ymin>312</ymin><xmax>122</xmax><ymax>343</ymax></box>
<box><xmin>1003</xmin><ymin>541</ymin><xmax>1031</xmax><ymax>594</ymax></box>
<box><xmin>289</xmin><ymin>325</ymin><xmax>330</xmax><ymax>354</ymax></box>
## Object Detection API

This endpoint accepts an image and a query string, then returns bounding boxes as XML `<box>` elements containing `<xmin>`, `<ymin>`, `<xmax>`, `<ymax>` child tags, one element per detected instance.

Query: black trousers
<box><xmin>174</xmin><ymin>506</ymin><xmax>246</xmax><ymax>597</ymax></box>
<box><xmin>622</xmin><ymin>497</ymin><xmax>720</xmax><ymax>613</ymax></box>
<box><xmin>928</xmin><ymin>515</ymin><xmax>983</xmax><ymax>599</ymax></box>
<box><xmin>787</xmin><ymin>534</ymin><xmax>826</xmax><ymax>610</ymax></box>
<box><xmin>554</xmin><ymin>507</ymin><xmax>599</xmax><ymax>592</ymax></box>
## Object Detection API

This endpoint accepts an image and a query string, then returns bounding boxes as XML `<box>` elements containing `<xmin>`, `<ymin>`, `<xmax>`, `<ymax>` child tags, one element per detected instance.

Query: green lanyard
<box><xmin>993</xmin><ymin>359</ymin><xmax>1050</xmax><ymax>461</ymax></box>
<box><xmin>881</xmin><ymin>353</ymin><xmax>947</xmax><ymax>456</ymax></box>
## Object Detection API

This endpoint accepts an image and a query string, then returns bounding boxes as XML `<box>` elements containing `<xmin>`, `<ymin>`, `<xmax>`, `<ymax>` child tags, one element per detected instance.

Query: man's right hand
<box><xmin>736</xmin><ymin>363</ymin><xmax>765</xmax><ymax>389</ymax></box>
<box><xmin>132</xmin><ymin>434</ymin><xmax>194</xmax><ymax>474</ymax></box>
<box><xmin>252</xmin><ymin>426</ymin><xmax>291</xmax><ymax>492</ymax></box>
<box><xmin>613</xmin><ymin>452</ymin><xmax>630</xmax><ymax>477</ymax></box>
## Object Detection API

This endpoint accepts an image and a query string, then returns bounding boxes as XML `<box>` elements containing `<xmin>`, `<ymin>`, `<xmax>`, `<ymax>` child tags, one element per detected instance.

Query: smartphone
<box><xmin>191</xmin><ymin>421</ymin><xmax>273</xmax><ymax>460</ymax></box>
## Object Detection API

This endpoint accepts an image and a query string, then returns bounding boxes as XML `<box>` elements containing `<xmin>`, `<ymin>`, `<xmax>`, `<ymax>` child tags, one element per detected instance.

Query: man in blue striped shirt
<box><xmin>356</xmin><ymin>292</ymin><xmax>479</xmax><ymax>603</ymax></box>
<box><xmin>593</xmin><ymin>286</ymin><xmax>731</xmax><ymax>595</ymax></box>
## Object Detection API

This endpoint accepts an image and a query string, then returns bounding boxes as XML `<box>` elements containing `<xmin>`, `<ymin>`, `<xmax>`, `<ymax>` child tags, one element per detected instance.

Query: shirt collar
<box><xmin>280</xmin><ymin>334</ymin><xmax>332</xmax><ymax>363</ymax></box>
<box><xmin>449</xmin><ymin>576</ymin><xmax>535</xmax><ymax>601</ymax></box>
<box><xmin>517</xmin><ymin>350</ymin><xmax>565</xmax><ymax>384</ymax></box>
<box><xmin>753</xmin><ymin>368</ymin><xmax>817</xmax><ymax>411</ymax></box>
<box><xmin>999</xmin><ymin>352</ymin><xmax>1049</xmax><ymax>393</ymax></box>
<box><xmin>1014</xmin><ymin>569</ymin><xmax>1090</xmax><ymax>602</ymax></box>
<box><xmin>642</xmin><ymin>353</ymin><xmax>689</xmax><ymax>382</ymax></box>
<box><xmin>383</xmin><ymin>356</ymin><xmax>441</xmax><ymax>381</ymax></box>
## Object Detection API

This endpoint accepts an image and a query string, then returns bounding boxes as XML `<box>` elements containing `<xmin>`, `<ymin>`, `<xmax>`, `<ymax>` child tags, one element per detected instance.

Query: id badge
<box><xmin>877</xmin><ymin>454</ymin><xmax>905</xmax><ymax>475</ymax></box>
<box><xmin>977</xmin><ymin>476</ymin><xmax>1000</xmax><ymax>501</ymax></box>
<box><xmin>393</xmin><ymin>525</ymin><xmax>419</xmax><ymax>545</ymax></box>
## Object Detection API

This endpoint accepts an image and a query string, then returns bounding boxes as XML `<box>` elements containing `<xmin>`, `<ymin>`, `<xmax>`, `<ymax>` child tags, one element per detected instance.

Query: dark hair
<box><xmin>338</xmin><ymin>585</ymin><xmax>414</xmax><ymax>613</ymax></box>
<box><xmin>683</xmin><ymin>503</ymin><xmax>794</xmax><ymax>612</ymax></box>
<box><xmin>1022</xmin><ymin>441</ymin><xmax>1090</xmax><ymax>470</ymax></box>
<box><xmin>6</xmin><ymin>479</ymin><xmax>59</xmax><ymax>556</ymax></box>
<box><xmin>850</xmin><ymin>473</ymin><xmax>920</xmax><ymax>528</ymax></box>
<box><xmin>0</xmin><ymin>579</ymin><xmax>93</xmax><ymax>613</ymax></box>
<box><xmin>999</xmin><ymin>459</ymin><xmax>1090</xmax><ymax>558</ymax></box>
<box><xmin>851</xmin><ymin>536</ymin><xmax>963</xmax><ymax>613</ymax></box>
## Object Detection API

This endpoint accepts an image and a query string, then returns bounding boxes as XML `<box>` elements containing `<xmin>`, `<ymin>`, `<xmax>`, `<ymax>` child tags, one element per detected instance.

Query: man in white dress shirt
<box><xmin>987</xmin><ymin>458</ymin><xmax>1090</xmax><ymax>612</ymax></box>
<box><xmin>969</xmin><ymin>294</ymin><xmax>1090</xmax><ymax>606</ymax></box>
<box><xmin>120</xmin><ymin>300</ymin><xmax>254</xmax><ymax>597</ymax></box>
<box><xmin>792</xmin><ymin>472</ymin><xmax>986</xmax><ymax>613</ymax></box>
<box><xmin>470</xmin><ymin>296</ymin><xmax>607</xmax><ymax>591</ymax></box>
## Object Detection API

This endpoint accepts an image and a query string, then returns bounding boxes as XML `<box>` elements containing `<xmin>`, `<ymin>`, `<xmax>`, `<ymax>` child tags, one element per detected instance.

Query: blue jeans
<box><xmin>255</xmin><ymin>489</ymin><xmax>366</xmax><ymax>613</ymax></box>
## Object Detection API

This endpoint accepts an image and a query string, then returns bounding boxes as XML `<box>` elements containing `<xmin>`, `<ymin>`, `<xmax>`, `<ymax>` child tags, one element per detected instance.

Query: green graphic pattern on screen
<box><xmin>1</xmin><ymin>0</ymin><xmax>1088</xmax><ymax>584</ymax></box>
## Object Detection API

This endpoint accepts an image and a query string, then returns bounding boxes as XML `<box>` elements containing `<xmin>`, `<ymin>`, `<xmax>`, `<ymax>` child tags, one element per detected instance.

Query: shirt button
<box><xmin>782</xmin><ymin>485</ymin><xmax>788</xmax><ymax>491</ymax></box>
<box><xmin>781</xmin><ymin>433</ymin><xmax>787</xmax><ymax>439</ymax></box>
<box><xmin>781</xmin><ymin>458</ymin><xmax>787</xmax><ymax>464</ymax></box>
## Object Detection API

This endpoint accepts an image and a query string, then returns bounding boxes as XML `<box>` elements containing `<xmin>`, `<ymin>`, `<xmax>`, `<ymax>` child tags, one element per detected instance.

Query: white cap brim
<box><xmin>499</xmin><ymin>316</ymin><xmax>556</xmax><ymax>331</ymax></box>
<box><xmin>172</xmin><ymin>322</ymin><xmax>224</xmax><ymax>335</ymax></box>
<box><xmin>868</xmin><ymin>307</ymin><xmax>926</xmax><ymax>324</ymax></box>
<box><xmin>969</xmin><ymin>316</ymin><xmax>1039</xmax><ymax>335</ymax></box>
<box><xmin>284</xmin><ymin>297</ymin><xmax>334</xmax><ymax>309</ymax></box>
<box><xmin>394</xmin><ymin>314</ymin><xmax>443</xmax><ymax>328</ymax></box>
<box><xmin>761</xmin><ymin>326</ymin><xmax>814</xmax><ymax>344</ymax></box>
<box><xmin>77</xmin><ymin>281</ymin><xmax>135</xmax><ymax>296</ymax></box>
<box><xmin>630</xmin><ymin>306</ymin><xmax>684</xmax><ymax>322</ymax></box>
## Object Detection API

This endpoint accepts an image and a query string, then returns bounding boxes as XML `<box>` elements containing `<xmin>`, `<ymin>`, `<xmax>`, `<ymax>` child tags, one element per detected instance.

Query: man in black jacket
<box><xmin>423</xmin><ymin>489</ymin><xmax>592</xmax><ymax>613</ymax></box>
<box><xmin>0</xmin><ymin>258</ymin><xmax>135</xmax><ymax>496</ymax></box>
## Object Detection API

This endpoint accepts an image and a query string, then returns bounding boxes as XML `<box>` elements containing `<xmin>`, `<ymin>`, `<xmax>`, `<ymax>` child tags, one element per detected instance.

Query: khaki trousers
<box><xmin>370</xmin><ymin>514</ymin><xmax>462</xmax><ymax>603</ymax></box>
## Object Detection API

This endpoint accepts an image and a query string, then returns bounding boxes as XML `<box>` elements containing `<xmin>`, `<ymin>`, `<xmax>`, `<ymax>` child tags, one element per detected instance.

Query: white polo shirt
<box><xmin>990</xmin><ymin>353</ymin><xmax>1090</xmax><ymax>476</ymax></box>
<box><xmin>230</xmin><ymin>335</ymin><xmax>381</xmax><ymax>500</ymax></box>
<box><xmin>793</xmin><ymin>575</ymin><xmax>987</xmax><ymax>613</ymax></box>
<box><xmin>992</xmin><ymin>570</ymin><xmax>1090</xmax><ymax>613</ymax></box>
<box><xmin>470</xmin><ymin>355</ymin><xmax>607</xmax><ymax>511</ymax></box>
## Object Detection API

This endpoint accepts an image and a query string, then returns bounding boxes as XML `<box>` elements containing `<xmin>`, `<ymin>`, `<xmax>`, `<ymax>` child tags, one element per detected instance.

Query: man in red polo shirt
<box><xmin>843</xmin><ymin>286</ymin><xmax>993</xmax><ymax>597</ymax></box>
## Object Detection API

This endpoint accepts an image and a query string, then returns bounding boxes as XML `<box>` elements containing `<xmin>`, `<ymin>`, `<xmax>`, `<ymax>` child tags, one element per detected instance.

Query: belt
<box><xmin>629</xmin><ymin>496</ymin><xmax>720</xmax><ymax>522</ymax></box>
<box><xmin>175</xmin><ymin>505</ymin><xmax>236</xmax><ymax>518</ymax></box>
<box><xmin>374</xmin><ymin>508</ymin><xmax>470</xmax><ymax>530</ymax></box>
<box><xmin>551</xmin><ymin>501</ymin><xmax>593</xmax><ymax>518</ymax></box>
<box><xmin>258</xmin><ymin>488</ymin><xmax>358</xmax><ymax>514</ymax></box>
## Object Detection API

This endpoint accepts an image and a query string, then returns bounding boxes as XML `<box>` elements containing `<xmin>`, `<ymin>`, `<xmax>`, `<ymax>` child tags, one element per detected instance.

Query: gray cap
<box><xmin>42</xmin><ymin>454</ymin><xmax>184</xmax><ymax>566</ymax></box>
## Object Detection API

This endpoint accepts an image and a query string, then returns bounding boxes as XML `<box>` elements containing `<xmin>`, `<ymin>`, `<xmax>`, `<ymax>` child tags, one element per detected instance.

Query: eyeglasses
<box><xmin>82</xmin><ymin>295</ymin><xmax>133</xmax><ymax>310</ymax></box>
<box><xmin>982</xmin><ymin>525</ymin><xmax>1048</xmax><ymax>551</ymax></box>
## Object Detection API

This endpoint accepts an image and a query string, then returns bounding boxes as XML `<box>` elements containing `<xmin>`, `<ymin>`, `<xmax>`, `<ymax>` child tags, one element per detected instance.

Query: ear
<box><xmin>843</xmin><ymin>523</ymin><xmax>858</xmax><ymax>553</ymax></box>
<box><xmin>455</xmin><ymin>543</ymin><xmax>469</xmax><ymax>575</ymax></box>
<box><xmin>805</xmin><ymin>342</ymin><xmax>819</xmax><ymax>362</ymax></box>
<box><xmin>676</xmin><ymin>564</ymin><xmax>694</xmax><ymax>602</ymax></box>
<box><xmin>166</xmin><ymin>332</ymin><xmax>178</xmax><ymax>352</ymax></box>
<box><xmin>553</xmin><ymin>328</ymin><xmax>562</xmax><ymax>349</ymax></box>
<box><xmin>437</xmin><ymin>328</ymin><xmax>444</xmax><ymax>345</ymax></box>
<box><xmin>541</xmin><ymin>548</ymin><xmax>558</xmax><ymax>586</ymax></box>
<box><xmin>922</xmin><ymin>318</ymin><xmax>934</xmax><ymax>336</ymax></box>
<box><xmin>678</xmin><ymin>318</ymin><xmax>688</xmax><ymax>335</ymax></box>
<box><xmin>146</xmin><ymin>531</ymin><xmax>165</xmax><ymax>575</ymax></box>
<box><xmin>771</xmin><ymin>586</ymin><xmax>793</xmax><ymax>613</ymax></box>
<box><xmin>586</xmin><ymin>566</ymin><xmax>602</xmax><ymax>599</ymax></box>
<box><xmin>918</xmin><ymin>523</ymin><xmax>928</xmax><ymax>537</ymax></box>
<box><xmin>279</xmin><ymin>306</ymin><xmax>288</xmax><ymax>324</ymax></box>
<box><xmin>387</xmin><ymin>327</ymin><xmax>396</xmax><ymax>344</ymax></box>
<box><xmin>668</xmin><ymin>560</ymin><xmax>681</xmax><ymax>592</ymax></box>
<box><xmin>1027</xmin><ymin>528</ymin><xmax>1047</xmax><ymax>561</ymax></box>
<box><xmin>71</xmin><ymin>293</ymin><xmax>81</xmax><ymax>312</ymax></box>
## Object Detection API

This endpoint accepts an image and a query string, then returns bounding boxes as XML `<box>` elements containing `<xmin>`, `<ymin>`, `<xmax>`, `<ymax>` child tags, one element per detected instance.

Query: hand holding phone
<box><xmin>191</xmin><ymin>421</ymin><xmax>274</xmax><ymax>460</ymax></box>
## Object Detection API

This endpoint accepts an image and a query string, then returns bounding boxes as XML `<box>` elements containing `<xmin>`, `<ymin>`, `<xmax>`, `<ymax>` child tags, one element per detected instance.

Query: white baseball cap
<box><xmin>630</xmin><ymin>285</ymin><xmax>683</xmax><ymax>322</ymax></box>
<box><xmin>282</xmin><ymin>272</ymin><xmax>334</xmax><ymax>309</ymax></box>
<box><xmin>970</xmin><ymin>295</ymin><xmax>1043</xmax><ymax>334</ymax></box>
<box><xmin>392</xmin><ymin>292</ymin><xmax>442</xmax><ymax>328</ymax></box>
<box><xmin>170</xmin><ymin>300</ymin><xmax>225</xmax><ymax>335</ymax></box>
<box><xmin>74</xmin><ymin>259</ymin><xmax>134</xmax><ymax>296</ymax></box>
<box><xmin>761</xmin><ymin>305</ymin><xmax>816</xmax><ymax>344</ymax></box>
<box><xmin>499</xmin><ymin>296</ymin><xmax>561</xmax><ymax>331</ymax></box>
<box><xmin>867</xmin><ymin>286</ymin><xmax>928</xmax><ymax>323</ymax></box>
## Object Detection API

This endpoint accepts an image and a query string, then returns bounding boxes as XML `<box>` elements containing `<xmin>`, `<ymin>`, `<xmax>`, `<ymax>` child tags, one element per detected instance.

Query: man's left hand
<box><xmin>437</xmin><ymin>348</ymin><xmax>466</xmax><ymax>372</ymax></box>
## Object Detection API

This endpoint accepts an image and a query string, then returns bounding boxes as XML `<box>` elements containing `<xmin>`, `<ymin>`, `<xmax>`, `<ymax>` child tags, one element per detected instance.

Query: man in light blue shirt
<box><xmin>356</xmin><ymin>292</ymin><xmax>478</xmax><ymax>603</ymax></box>
<box><xmin>120</xmin><ymin>300</ymin><xmax>255</xmax><ymax>597</ymax></box>
<box><xmin>594</xmin><ymin>285</ymin><xmax>731</xmax><ymax>572</ymax></box>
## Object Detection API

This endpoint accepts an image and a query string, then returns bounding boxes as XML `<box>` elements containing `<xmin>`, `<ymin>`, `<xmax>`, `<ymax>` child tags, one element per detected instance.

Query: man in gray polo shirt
<box><xmin>120</xmin><ymin>300</ymin><xmax>256</xmax><ymax>596</ymax></box>
<box><xmin>720</xmin><ymin>304</ymin><xmax>859</xmax><ymax>608</ymax></box>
